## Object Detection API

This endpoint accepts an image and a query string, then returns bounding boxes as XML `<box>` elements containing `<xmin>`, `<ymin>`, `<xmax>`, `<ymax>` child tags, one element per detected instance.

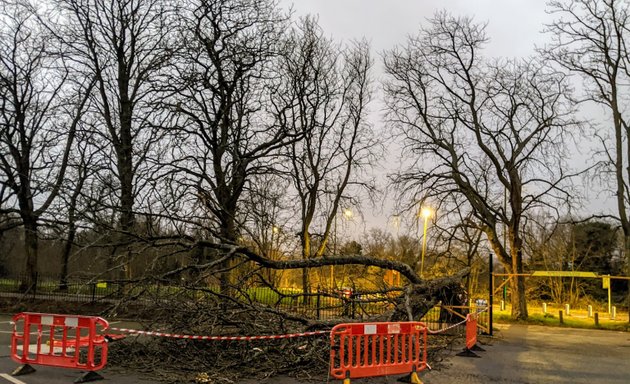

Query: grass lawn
<box><xmin>494</xmin><ymin>304</ymin><xmax>630</xmax><ymax>332</ymax></box>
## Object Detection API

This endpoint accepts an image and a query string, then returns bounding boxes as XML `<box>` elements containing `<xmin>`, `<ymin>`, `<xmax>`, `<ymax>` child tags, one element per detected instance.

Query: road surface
<box><xmin>1</xmin><ymin>315</ymin><xmax>629</xmax><ymax>383</ymax></box>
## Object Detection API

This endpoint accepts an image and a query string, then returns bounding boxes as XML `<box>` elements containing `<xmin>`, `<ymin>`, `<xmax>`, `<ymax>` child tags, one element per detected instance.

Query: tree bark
<box><xmin>21</xmin><ymin>217</ymin><xmax>38</xmax><ymax>293</ymax></box>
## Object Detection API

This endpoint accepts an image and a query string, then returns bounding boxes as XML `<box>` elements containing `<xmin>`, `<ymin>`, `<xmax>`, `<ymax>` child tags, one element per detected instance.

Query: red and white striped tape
<box><xmin>427</xmin><ymin>316</ymin><xmax>469</xmax><ymax>335</ymax></box>
<box><xmin>427</xmin><ymin>307</ymin><xmax>488</xmax><ymax>335</ymax></box>
<box><xmin>108</xmin><ymin>327</ymin><xmax>329</xmax><ymax>341</ymax></box>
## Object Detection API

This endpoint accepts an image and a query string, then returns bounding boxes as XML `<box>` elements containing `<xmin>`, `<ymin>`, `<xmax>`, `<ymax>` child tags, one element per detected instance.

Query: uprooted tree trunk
<box><xmin>191</xmin><ymin>240</ymin><xmax>469</xmax><ymax>323</ymax></box>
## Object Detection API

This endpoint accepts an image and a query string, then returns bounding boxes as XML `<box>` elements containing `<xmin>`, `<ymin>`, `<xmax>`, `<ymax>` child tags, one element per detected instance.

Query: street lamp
<box><xmin>419</xmin><ymin>207</ymin><xmax>433</xmax><ymax>278</ymax></box>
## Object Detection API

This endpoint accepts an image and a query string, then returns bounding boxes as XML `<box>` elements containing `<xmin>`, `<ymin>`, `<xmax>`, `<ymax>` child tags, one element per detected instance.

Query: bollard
<box><xmin>588</xmin><ymin>305</ymin><xmax>593</xmax><ymax>318</ymax></box>
<box><xmin>611</xmin><ymin>306</ymin><xmax>616</xmax><ymax>320</ymax></box>
<box><xmin>564</xmin><ymin>304</ymin><xmax>570</xmax><ymax>316</ymax></box>
<box><xmin>500</xmin><ymin>300</ymin><xmax>505</xmax><ymax>311</ymax></box>
<box><xmin>542</xmin><ymin>303</ymin><xmax>547</xmax><ymax>314</ymax></box>
<box><xmin>594</xmin><ymin>312</ymin><xmax>599</xmax><ymax>327</ymax></box>
<box><xmin>559</xmin><ymin>310</ymin><xmax>563</xmax><ymax>324</ymax></box>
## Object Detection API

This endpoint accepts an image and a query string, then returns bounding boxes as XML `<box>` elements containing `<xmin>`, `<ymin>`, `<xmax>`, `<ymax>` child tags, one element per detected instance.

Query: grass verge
<box><xmin>494</xmin><ymin>311</ymin><xmax>630</xmax><ymax>332</ymax></box>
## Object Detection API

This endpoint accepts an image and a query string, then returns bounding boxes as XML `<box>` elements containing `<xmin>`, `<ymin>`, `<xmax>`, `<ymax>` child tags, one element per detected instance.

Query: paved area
<box><xmin>1</xmin><ymin>315</ymin><xmax>629</xmax><ymax>383</ymax></box>
<box><xmin>422</xmin><ymin>323</ymin><xmax>630</xmax><ymax>384</ymax></box>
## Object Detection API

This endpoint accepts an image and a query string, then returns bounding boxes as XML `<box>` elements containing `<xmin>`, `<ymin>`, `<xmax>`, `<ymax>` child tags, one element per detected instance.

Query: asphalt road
<box><xmin>420</xmin><ymin>323</ymin><xmax>630</xmax><ymax>384</ymax></box>
<box><xmin>0</xmin><ymin>315</ymin><xmax>629</xmax><ymax>384</ymax></box>
<box><xmin>0</xmin><ymin>315</ymin><xmax>153</xmax><ymax>384</ymax></box>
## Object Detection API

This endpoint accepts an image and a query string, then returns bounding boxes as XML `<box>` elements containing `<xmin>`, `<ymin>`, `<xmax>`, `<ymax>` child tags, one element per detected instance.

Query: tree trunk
<box><xmin>486</xmin><ymin>228</ymin><xmax>528</xmax><ymax>319</ymax></box>
<box><xmin>626</xmin><ymin>234</ymin><xmax>630</xmax><ymax>324</ymax></box>
<box><xmin>301</xmin><ymin>233</ymin><xmax>311</xmax><ymax>303</ymax></box>
<box><xmin>118</xmin><ymin>149</ymin><xmax>134</xmax><ymax>280</ymax></box>
<box><xmin>59</xmin><ymin>225</ymin><xmax>75</xmax><ymax>291</ymax></box>
<box><xmin>510</xmin><ymin>249</ymin><xmax>528</xmax><ymax>319</ymax></box>
<box><xmin>219</xmin><ymin>214</ymin><xmax>237</xmax><ymax>295</ymax></box>
<box><xmin>21</xmin><ymin>218</ymin><xmax>39</xmax><ymax>293</ymax></box>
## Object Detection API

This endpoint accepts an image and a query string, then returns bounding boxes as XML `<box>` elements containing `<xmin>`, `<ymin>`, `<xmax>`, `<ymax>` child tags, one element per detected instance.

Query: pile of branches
<box><xmin>106</xmin><ymin>275</ymin><xmax>468</xmax><ymax>382</ymax></box>
<box><xmin>103</xmin><ymin>243</ymin><xmax>470</xmax><ymax>382</ymax></box>
<box><xmin>107</xmin><ymin>293</ymin><xmax>331</xmax><ymax>383</ymax></box>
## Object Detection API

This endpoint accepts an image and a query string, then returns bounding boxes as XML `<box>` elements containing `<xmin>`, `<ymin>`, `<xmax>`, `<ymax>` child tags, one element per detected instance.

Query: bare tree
<box><xmin>276</xmin><ymin>17</ymin><xmax>377</xmax><ymax>296</ymax></box>
<box><xmin>383</xmin><ymin>12</ymin><xmax>579</xmax><ymax>319</ymax></box>
<box><xmin>56</xmin><ymin>136</ymin><xmax>100</xmax><ymax>290</ymax></box>
<box><xmin>48</xmin><ymin>0</ymin><xmax>174</xmax><ymax>278</ymax></box>
<box><xmin>544</xmin><ymin>0</ymin><xmax>630</xmax><ymax>318</ymax></box>
<box><xmin>161</xmin><ymin>0</ymin><xmax>294</xmax><ymax>291</ymax></box>
<box><xmin>431</xmin><ymin>208</ymin><xmax>486</xmax><ymax>297</ymax></box>
<box><xmin>0</xmin><ymin>1</ymin><xmax>92</xmax><ymax>290</ymax></box>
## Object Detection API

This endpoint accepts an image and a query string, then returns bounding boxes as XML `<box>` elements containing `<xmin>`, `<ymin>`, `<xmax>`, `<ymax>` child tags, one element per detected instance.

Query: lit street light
<box><xmin>419</xmin><ymin>207</ymin><xmax>433</xmax><ymax>278</ymax></box>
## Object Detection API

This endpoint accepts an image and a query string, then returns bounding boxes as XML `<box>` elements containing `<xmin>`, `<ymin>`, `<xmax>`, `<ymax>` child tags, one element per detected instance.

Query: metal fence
<box><xmin>0</xmin><ymin>274</ymin><xmax>127</xmax><ymax>303</ymax></box>
<box><xmin>0</xmin><ymin>274</ymin><xmax>487</xmax><ymax>332</ymax></box>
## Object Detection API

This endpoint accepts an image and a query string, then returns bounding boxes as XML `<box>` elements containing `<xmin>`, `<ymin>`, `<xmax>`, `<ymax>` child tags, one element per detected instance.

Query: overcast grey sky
<box><xmin>279</xmin><ymin>1</ymin><xmax>609</xmax><ymax>235</ymax></box>
<box><xmin>283</xmin><ymin>0</ymin><xmax>551</xmax><ymax>58</ymax></box>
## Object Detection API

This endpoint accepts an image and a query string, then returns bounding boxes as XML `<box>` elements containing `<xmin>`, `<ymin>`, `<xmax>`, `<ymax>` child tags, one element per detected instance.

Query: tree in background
<box><xmin>161</xmin><ymin>0</ymin><xmax>293</xmax><ymax>292</ymax></box>
<box><xmin>384</xmin><ymin>12</ymin><xmax>580</xmax><ymax>319</ymax></box>
<box><xmin>526</xmin><ymin>219</ymin><xmax>619</xmax><ymax>304</ymax></box>
<box><xmin>431</xmin><ymin>210</ymin><xmax>486</xmax><ymax>299</ymax></box>
<box><xmin>545</xmin><ymin>0</ymin><xmax>630</xmax><ymax>314</ymax></box>
<box><xmin>0</xmin><ymin>1</ymin><xmax>92</xmax><ymax>291</ymax></box>
<box><xmin>50</xmin><ymin>0</ymin><xmax>174</xmax><ymax>278</ymax></box>
<box><xmin>276</xmin><ymin>17</ymin><xmax>376</xmax><ymax>296</ymax></box>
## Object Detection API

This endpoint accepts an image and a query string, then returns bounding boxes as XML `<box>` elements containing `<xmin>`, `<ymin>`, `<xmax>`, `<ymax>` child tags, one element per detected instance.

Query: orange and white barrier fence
<box><xmin>456</xmin><ymin>313</ymin><xmax>486</xmax><ymax>358</ymax></box>
<box><xmin>11</xmin><ymin>312</ymin><xmax>109</xmax><ymax>383</ymax></box>
<box><xmin>329</xmin><ymin>322</ymin><xmax>428</xmax><ymax>384</ymax></box>
<box><xmin>8</xmin><ymin>311</ymin><xmax>489</xmax><ymax>383</ymax></box>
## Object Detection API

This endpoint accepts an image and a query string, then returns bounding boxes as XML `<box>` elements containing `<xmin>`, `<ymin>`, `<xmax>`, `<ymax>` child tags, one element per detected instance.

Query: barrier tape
<box><xmin>427</xmin><ymin>317</ymin><xmax>468</xmax><ymax>335</ymax></box>
<box><xmin>109</xmin><ymin>327</ymin><xmax>329</xmax><ymax>341</ymax></box>
<box><xmin>427</xmin><ymin>305</ymin><xmax>489</xmax><ymax>335</ymax></box>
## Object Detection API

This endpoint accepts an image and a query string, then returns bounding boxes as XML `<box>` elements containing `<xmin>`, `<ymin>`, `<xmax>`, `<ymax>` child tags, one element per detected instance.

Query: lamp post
<box><xmin>419</xmin><ymin>207</ymin><xmax>433</xmax><ymax>278</ymax></box>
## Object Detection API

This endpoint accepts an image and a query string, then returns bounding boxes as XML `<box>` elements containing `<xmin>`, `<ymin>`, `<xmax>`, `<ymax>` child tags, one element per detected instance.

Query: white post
<box><xmin>500</xmin><ymin>300</ymin><xmax>505</xmax><ymax>311</ymax></box>
<box><xmin>611</xmin><ymin>306</ymin><xmax>616</xmax><ymax>320</ymax></box>
<box><xmin>542</xmin><ymin>302</ymin><xmax>547</xmax><ymax>314</ymax></box>
<box><xmin>564</xmin><ymin>303</ymin><xmax>570</xmax><ymax>316</ymax></box>
<box><xmin>587</xmin><ymin>305</ymin><xmax>593</xmax><ymax>318</ymax></box>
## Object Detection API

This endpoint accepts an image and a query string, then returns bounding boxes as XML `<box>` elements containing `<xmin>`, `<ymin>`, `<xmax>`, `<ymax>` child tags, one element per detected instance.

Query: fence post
<box><xmin>587</xmin><ymin>305</ymin><xmax>593</xmax><ymax>318</ymax></box>
<box><xmin>611</xmin><ymin>306</ymin><xmax>616</xmax><ymax>320</ymax></box>
<box><xmin>594</xmin><ymin>312</ymin><xmax>599</xmax><ymax>327</ymax></box>
<box><xmin>316</xmin><ymin>291</ymin><xmax>321</xmax><ymax>320</ymax></box>
<box><xmin>91</xmin><ymin>283</ymin><xmax>96</xmax><ymax>304</ymax></box>
<box><xmin>564</xmin><ymin>304</ymin><xmax>570</xmax><ymax>316</ymax></box>
<box><xmin>351</xmin><ymin>295</ymin><xmax>356</xmax><ymax>319</ymax></box>
<box><xmin>33</xmin><ymin>272</ymin><xmax>38</xmax><ymax>295</ymax></box>
<box><xmin>559</xmin><ymin>310</ymin><xmax>563</xmax><ymax>324</ymax></box>
<box><xmin>542</xmin><ymin>302</ymin><xmax>547</xmax><ymax>314</ymax></box>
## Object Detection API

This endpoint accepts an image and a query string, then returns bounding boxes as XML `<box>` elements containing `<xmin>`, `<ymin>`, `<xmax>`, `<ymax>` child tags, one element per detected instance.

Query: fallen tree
<box><xmin>105</xmin><ymin>240</ymin><xmax>470</xmax><ymax>382</ymax></box>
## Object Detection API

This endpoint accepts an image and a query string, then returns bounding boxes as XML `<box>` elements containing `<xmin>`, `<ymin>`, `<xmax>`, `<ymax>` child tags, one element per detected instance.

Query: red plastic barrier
<box><xmin>11</xmin><ymin>312</ymin><xmax>109</xmax><ymax>371</ymax></box>
<box><xmin>465</xmin><ymin>314</ymin><xmax>477</xmax><ymax>350</ymax></box>
<box><xmin>456</xmin><ymin>313</ymin><xmax>485</xmax><ymax>358</ymax></box>
<box><xmin>330</xmin><ymin>322</ymin><xmax>427</xmax><ymax>383</ymax></box>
